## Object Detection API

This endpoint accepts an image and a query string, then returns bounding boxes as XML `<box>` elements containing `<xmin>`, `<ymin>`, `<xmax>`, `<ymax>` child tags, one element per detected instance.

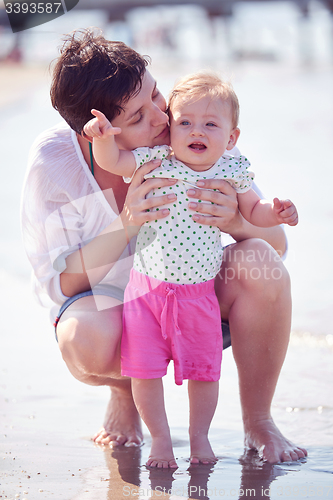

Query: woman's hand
<box><xmin>186</xmin><ymin>179</ymin><xmax>241</xmax><ymax>234</ymax></box>
<box><xmin>121</xmin><ymin>159</ymin><xmax>177</xmax><ymax>238</ymax></box>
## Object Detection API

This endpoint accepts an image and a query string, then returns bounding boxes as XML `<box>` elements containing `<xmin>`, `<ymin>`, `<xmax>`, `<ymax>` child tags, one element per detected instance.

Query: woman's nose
<box><xmin>152</xmin><ymin>104</ymin><xmax>169</xmax><ymax>126</ymax></box>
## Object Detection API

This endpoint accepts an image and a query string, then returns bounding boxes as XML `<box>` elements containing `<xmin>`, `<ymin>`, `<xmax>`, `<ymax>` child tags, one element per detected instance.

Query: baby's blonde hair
<box><xmin>168</xmin><ymin>72</ymin><xmax>239</xmax><ymax>129</ymax></box>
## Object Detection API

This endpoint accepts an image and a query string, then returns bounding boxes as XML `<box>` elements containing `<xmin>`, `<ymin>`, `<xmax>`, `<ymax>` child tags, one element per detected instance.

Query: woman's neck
<box><xmin>77</xmin><ymin>133</ymin><xmax>128</xmax><ymax>213</ymax></box>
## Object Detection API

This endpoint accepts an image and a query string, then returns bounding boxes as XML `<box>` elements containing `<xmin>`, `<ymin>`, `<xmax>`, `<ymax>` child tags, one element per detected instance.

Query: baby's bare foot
<box><xmin>190</xmin><ymin>434</ymin><xmax>217</xmax><ymax>465</ymax></box>
<box><xmin>147</xmin><ymin>457</ymin><xmax>178</xmax><ymax>468</ymax></box>
<box><xmin>93</xmin><ymin>388</ymin><xmax>143</xmax><ymax>447</ymax></box>
<box><xmin>146</xmin><ymin>436</ymin><xmax>178</xmax><ymax>469</ymax></box>
<box><xmin>190</xmin><ymin>456</ymin><xmax>217</xmax><ymax>465</ymax></box>
<box><xmin>244</xmin><ymin>416</ymin><xmax>307</xmax><ymax>463</ymax></box>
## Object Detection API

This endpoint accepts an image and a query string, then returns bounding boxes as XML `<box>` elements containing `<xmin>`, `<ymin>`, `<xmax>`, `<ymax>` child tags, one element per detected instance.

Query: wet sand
<box><xmin>1</xmin><ymin>274</ymin><xmax>333</xmax><ymax>499</ymax></box>
<box><xmin>1</xmin><ymin>56</ymin><xmax>333</xmax><ymax>499</ymax></box>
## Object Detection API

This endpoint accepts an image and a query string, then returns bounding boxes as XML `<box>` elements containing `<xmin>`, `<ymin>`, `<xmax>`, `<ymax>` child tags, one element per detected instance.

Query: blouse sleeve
<box><xmin>21</xmin><ymin>125</ymin><xmax>108</xmax><ymax>306</ymax></box>
<box><xmin>221</xmin><ymin>155</ymin><xmax>255</xmax><ymax>193</ymax></box>
<box><xmin>123</xmin><ymin>145</ymin><xmax>171</xmax><ymax>183</ymax></box>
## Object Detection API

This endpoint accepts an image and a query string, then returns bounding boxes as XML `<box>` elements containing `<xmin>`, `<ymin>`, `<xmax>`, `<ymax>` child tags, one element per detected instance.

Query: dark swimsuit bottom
<box><xmin>54</xmin><ymin>286</ymin><xmax>231</xmax><ymax>349</ymax></box>
<box><xmin>54</xmin><ymin>143</ymin><xmax>231</xmax><ymax>350</ymax></box>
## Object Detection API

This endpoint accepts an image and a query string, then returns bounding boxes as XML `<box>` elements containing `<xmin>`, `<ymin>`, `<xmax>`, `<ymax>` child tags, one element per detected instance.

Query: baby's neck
<box><xmin>174</xmin><ymin>156</ymin><xmax>219</xmax><ymax>173</ymax></box>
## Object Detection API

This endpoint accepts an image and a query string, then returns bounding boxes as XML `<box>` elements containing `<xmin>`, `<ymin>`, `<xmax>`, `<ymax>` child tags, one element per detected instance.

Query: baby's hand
<box><xmin>273</xmin><ymin>198</ymin><xmax>298</xmax><ymax>226</ymax></box>
<box><xmin>83</xmin><ymin>109</ymin><xmax>121</xmax><ymax>140</ymax></box>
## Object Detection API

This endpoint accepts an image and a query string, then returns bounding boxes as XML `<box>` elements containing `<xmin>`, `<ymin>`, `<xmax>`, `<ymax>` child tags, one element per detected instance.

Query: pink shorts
<box><xmin>121</xmin><ymin>269</ymin><xmax>222</xmax><ymax>385</ymax></box>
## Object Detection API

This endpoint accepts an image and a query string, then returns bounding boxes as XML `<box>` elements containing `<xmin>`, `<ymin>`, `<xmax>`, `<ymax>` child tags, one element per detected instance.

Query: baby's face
<box><xmin>169</xmin><ymin>95</ymin><xmax>239</xmax><ymax>171</ymax></box>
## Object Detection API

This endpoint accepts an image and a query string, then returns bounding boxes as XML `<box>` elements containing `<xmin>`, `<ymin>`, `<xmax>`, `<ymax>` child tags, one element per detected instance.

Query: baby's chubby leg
<box><xmin>188</xmin><ymin>380</ymin><xmax>219</xmax><ymax>464</ymax></box>
<box><xmin>131</xmin><ymin>378</ymin><xmax>178</xmax><ymax>468</ymax></box>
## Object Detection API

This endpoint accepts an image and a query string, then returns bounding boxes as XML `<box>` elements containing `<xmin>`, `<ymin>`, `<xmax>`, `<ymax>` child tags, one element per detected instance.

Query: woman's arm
<box><xmin>60</xmin><ymin>161</ymin><xmax>178</xmax><ymax>297</ymax></box>
<box><xmin>186</xmin><ymin>179</ymin><xmax>287</xmax><ymax>257</ymax></box>
<box><xmin>224</xmin><ymin>212</ymin><xmax>287</xmax><ymax>257</ymax></box>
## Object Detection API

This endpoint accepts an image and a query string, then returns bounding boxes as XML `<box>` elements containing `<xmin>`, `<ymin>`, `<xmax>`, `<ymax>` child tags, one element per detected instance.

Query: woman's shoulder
<box><xmin>28</xmin><ymin>122</ymin><xmax>84</xmax><ymax>183</ymax></box>
<box><xmin>24</xmin><ymin>122</ymin><xmax>94</xmax><ymax>210</ymax></box>
<box><xmin>30</xmin><ymin>122</ymin><xmax>74</xmax><ymax>160</ymax></box>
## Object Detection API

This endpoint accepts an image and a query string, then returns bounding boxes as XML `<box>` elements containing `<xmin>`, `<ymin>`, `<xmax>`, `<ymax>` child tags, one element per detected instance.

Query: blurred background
<box><xmin>1</xmin><ymin>1</ymin><xmax>332</xmax><ymax>499</ymax></box>
<box><xmin>1</xmin><ymin>0</ymin><xmax>333</xmax><ymax>65</ymax></box>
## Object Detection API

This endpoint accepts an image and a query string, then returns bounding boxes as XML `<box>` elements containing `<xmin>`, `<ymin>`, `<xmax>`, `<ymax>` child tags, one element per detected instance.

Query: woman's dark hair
<box><xmin>50</xmin><ymin>28</ymin><xmax>149</xmax><ymax>134</ymax></box>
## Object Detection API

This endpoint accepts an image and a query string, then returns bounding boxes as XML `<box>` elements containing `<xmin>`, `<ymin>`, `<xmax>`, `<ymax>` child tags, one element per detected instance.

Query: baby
<box><xmin>83</xmin><ymin>72</ymin><xmax>298</xmax><ymax>468</ymax></box>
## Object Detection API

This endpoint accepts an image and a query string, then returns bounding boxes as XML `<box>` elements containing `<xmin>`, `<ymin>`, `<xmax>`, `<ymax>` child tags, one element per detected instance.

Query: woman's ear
<box><xmin>81</xmin><ymin>130</ymin><xmax>92</xmax><ymax>142</ymax></box>
<box><xmin>226</xmin><ymin>127</ymin><xmax>240</xmax><ymax>150</ymax></box>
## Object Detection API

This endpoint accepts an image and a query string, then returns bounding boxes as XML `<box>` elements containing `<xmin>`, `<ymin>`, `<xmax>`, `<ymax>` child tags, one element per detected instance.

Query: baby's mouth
<box><xmin>189</xmin><ymin>142</ymin><xmax>206</xmax><ymax>151</ymax></box>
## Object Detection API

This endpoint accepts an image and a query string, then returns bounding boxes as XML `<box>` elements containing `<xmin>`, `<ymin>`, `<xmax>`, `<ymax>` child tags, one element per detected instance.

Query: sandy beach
<box><xmin>1</xmin><ymin>274</ymin><xmax>332</xmax><ymax>499</ymax></box>
<box><xmin>0</xmin><ymin>65</ymin><xmax>50</xmax><ymax>109</ymax></box>
<box><xmin>1</xmin><ymin>4</ymin><xmax>333</xmax><ymax>497</ymax></box>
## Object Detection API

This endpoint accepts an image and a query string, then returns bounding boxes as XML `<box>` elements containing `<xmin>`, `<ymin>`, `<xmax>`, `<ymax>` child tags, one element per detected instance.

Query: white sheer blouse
<box><xmin>21</xmin><ymin>122</ymin><xmax>133</xmax><ymax>307</ymax></box>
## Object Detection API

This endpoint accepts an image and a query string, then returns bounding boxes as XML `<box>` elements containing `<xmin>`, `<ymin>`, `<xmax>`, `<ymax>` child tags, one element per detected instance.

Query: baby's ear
<box><xmin>226</xmin><ymin>127</ymin><xmax>240</xmax><ymax>150</ymax></box>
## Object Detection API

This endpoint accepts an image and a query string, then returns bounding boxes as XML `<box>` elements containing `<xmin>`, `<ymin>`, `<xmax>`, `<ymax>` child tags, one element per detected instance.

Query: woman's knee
<box><xmin>220</xmin><ymin>238</ymin><xmax>290</xmax><ymax>298</ymax></box>
<box><xmin>57</xmin><ymin>305</ymin><xmax>123</xmax><ymax>377</ymax></box>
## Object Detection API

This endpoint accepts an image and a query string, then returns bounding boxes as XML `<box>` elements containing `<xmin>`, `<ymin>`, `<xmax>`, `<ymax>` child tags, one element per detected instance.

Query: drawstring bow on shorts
<box><xmin>160</xmin><ymin>287</ymin><xmax>181</xmax><ymax>340</ymax></box>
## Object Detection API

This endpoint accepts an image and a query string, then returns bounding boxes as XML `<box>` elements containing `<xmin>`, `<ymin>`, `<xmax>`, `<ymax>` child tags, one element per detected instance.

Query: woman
<box><xmin>22</xmin><ymin>28</ymin><xmax>306</xmax><ymax>463</ymax></box>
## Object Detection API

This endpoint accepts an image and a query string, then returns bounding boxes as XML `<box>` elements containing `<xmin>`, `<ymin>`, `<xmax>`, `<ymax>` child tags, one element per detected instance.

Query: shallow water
<box><xmin>1</xmin><ymin>278</ymin><xmax>332</xmax><ymax>499</ymax></box>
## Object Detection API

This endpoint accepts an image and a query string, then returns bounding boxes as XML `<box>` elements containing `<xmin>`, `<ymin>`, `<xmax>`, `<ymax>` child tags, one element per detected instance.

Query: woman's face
<box><xmin>112</xmin><ymin>71</ymin><xmax>170</xmax><ymax>150</ymax></box>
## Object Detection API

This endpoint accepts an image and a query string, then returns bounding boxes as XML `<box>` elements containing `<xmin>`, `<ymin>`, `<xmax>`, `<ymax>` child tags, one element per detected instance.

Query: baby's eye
<box><xmin>180</xmin><ymin>120</ymin><xmax>190</xmax><ymax>126</ymax></box>
<box><xmin>206</xmin><ymin>122</ymin><xmax>217</xmax><ymax>127</ymax></box>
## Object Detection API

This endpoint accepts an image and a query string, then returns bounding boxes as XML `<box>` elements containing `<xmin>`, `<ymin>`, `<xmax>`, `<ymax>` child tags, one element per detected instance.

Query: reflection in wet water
<box><xmin>100</xmin><ymin>444</ymin><xmax>313</xmax><ymax>500</ymax></box>
<box><xmin>238</xmin><ymin>450</ymin><xmax>288</xmax><ymax>499</ymax></box>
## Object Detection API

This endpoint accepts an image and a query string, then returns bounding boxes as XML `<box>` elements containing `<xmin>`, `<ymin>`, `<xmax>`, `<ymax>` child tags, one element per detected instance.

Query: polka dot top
<box><xmin>124</xmin><ymin>145</ymin><xmax>254</xmax><ymax>285</ymax></box>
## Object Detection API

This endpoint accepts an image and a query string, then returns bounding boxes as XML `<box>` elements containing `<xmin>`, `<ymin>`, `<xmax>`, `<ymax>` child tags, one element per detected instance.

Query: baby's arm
<box><xmin>238</xmin><ymin>188</ymin><xmax>298</xmax><ymax>227</ymax></box>
<box><xmin>83</xmin><ymin>109</ymin><xmax>136</xmax><ymax>178</ymax></box>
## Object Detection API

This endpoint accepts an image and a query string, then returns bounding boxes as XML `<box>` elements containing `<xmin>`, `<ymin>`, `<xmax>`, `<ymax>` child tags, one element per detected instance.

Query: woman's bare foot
<box><xmin>190</xmin><ymin>434</ymin><xmax>217</xmax><ymax>465</ymax></box>
<box><xmin>244</xmin><ymin>416</ymin><xmax>307</xmax><ymax>463</ymax></box>
<box><xmin>146</xmin><ymin>436</ymin><xmax>178</xmax><ymax>469</ymax></box>
<box><xmin>93</xmin><ymin>387</ymin><xmax>143</xmax><ymax>447</ymax></box>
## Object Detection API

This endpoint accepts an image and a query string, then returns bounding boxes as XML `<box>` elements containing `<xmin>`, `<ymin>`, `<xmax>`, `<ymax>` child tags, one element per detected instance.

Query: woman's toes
<box><xmin>96</xmin><ymin>435</ymin><xmax>110</xmax><ymax>445</ymax></box>
<box><xmin>110</xmin><ymin>434</ymin><xmax>127</xmax><ymax>447</ymax></box>
<box><xmin>297</xmin><ymin>447</ymin><xmax>307</xmax><ymax>458</ymax></box>
<box><xmin>281</xmin><ymin>450</ymin><xmax>292</xmax><ymax>462</ymax></box>
<box><xmin>281</xmin><ymin>447</ymin><xmax>307</xmax><ymax>462</ymax></box>
<box><xmin>289</xmin><ymin>450</ymin><xmax>299</xmax><ymax>461</ymax></box>
<box><xmin>93</xmin><ymin>428</ymin><xmax>108</xmax><ymax>443</ymax></box>
<box><xmin>100</xmin><ymin>435</ymin><xmax>113</xmax><ymax>445</ymax></box>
